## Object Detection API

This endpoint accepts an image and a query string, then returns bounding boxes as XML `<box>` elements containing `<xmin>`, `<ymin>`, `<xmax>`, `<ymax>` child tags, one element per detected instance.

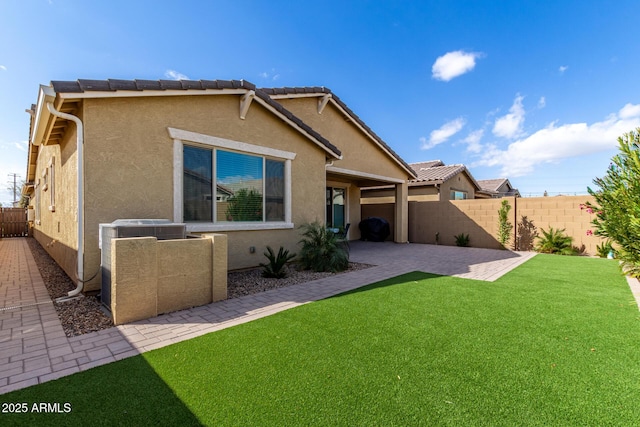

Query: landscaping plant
<box><xmin>454</xmin><ymin>233</ymin><xmax>470</xmax><ymax>247</ymax></box>
<box><xmin>595</xmin><ymin>240</ymin><xmax>614</xmax><ymax>259</ymax></box>
<box><xmin>586</xmin><ymin>127</ymin><xmax>640</xmax><ymax>277</ymax></box>
<box><xmin>534</xmin><ymin>227</ymin><xmax>576</xmax><ymax>255</ymax></box>
<box><xmin>497</xmin><ymin>199</ymin><xmax>513</xmax><ymax>249</ymax></box>
<box><xmin>260</xmin><ymin>246</ymin><xmax>296</xmax><ymax>278</ymax></box>
<box><xmin>298</xmin><ymin>221</ymin><xmax>349</xmax><ymax>272</ymax></box>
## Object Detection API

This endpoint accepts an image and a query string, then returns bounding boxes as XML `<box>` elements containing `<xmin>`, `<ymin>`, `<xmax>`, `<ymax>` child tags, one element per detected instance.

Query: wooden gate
<box><xmin>0</xmin><ymin>208</ymin><xmax>28</xmax><ymax>237</ymax></box>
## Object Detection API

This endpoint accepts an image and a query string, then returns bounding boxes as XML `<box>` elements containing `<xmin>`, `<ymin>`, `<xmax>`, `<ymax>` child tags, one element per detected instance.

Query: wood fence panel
<box><xmin>0</xmin><ymin>208</ymin><xmax>28</xmax><ymax>237</ymax></box>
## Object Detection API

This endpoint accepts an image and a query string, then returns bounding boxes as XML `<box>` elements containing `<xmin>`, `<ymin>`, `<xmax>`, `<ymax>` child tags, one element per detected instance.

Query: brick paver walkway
<box><xmin>0</xmin><ymin>238</ymin><xmax>538</xmax><ymax>395</ymax></box>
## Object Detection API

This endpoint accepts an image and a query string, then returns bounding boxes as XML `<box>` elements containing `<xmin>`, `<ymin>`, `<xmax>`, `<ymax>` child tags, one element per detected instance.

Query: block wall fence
<box><xmin>362</xmin><ymin>195</ymin><xmax>604</xmax><ymax>255</ymax></box>
<box><xmin>109</xmin><ymin>233</ymin><xmax>228</xmax><ymax>325</ymax></box>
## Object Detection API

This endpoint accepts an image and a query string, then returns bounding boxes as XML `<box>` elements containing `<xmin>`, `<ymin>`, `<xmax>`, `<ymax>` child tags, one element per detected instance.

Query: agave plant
<box><xmin>454</xmin><ymin>233</ymin><xmax>470</xmax><ymax>247</ymax></box>
<box><xmin>535</xmin><ymin>227</ymin><xmax>576</xmax><ymax>255</ymax></box>
<box><xmin>260</xmin><ymin>246</ymin><xmax>296</xmax><ymax>278</ymax></box>
<box><xmin>298</xmin><ymin>222</ymin><xmax>349</xmax><ymax>272</ymax></box>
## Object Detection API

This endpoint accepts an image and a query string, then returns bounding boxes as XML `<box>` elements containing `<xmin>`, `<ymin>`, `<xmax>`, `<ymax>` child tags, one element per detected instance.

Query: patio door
<box><xmin>326</xmin><ymin>187</ymin><xmax>346</xmax><ymax>229</ymax></box>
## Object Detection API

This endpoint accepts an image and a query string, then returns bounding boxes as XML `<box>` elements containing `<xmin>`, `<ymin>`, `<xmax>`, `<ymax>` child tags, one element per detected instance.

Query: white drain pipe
<box><xmin>46</xmin><ymin>102</ymin><xmax>85</xmax><ymax>297</ymax></box>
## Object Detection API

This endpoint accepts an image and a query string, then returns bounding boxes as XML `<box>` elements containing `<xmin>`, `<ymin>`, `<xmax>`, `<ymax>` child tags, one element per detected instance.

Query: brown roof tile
<box><xmin>49</xmin><ymin>78</ymin><xmax>341</xmax><ymax>158</ymax></box>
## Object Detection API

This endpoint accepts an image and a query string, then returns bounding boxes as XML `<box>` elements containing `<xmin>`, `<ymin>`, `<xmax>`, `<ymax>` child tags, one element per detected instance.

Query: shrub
<box><xmin>298</xmin><ymin>222</ymin><xmax>349</xmax><ymax>273</ymax></box>
<box><xmin>595</xmin><ymin>240</ymin><xmax>615</xmax><ymax>259</ymax></box>
<box><xmin>535</xmin><ymin>227</ymin><xmax>577</xmax><ymax>255</ymax></box>
<box><xmin>260</xmin><ymin>246</ymin><xmax>296</xmax><ymax>278</ymax></box>
<box><xmin>454</xmin><ymin>233</ymin><xmax>470</xmax><ymax>247</ymax></box>
<box><xmin>586</xmin><ymin>128</ymin><xmax>640</xmax><ymax>277</ymax></box>
<box><xmin>497</xmin><ymin>199</ymin><xmax>513</xmax><ymax>249</ymax></box>
<box><xmin>226</xmin><ymin>188</ymin><xmax>263</xmax><ymax>221</ymax></box>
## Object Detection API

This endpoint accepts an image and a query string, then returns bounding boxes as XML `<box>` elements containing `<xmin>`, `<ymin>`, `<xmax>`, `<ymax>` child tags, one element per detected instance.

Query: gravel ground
<box><xmin>26</xmin><ymin>237</ymin><xmax>373</xmax><ymax>337</ymax></box>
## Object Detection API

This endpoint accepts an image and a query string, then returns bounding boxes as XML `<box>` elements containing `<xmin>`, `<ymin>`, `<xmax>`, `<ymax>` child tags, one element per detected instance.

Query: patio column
<box><xmin>394</xmin><ymin>181</ymin><xmax>408</xmax><ymax>243</ymax></box>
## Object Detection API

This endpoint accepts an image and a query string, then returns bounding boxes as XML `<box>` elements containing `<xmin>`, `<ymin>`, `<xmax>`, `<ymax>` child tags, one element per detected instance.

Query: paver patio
<box><xmin>0</xmin><ymin>238</ymin><xmax>540</xmax><ymax>394</ymax></box>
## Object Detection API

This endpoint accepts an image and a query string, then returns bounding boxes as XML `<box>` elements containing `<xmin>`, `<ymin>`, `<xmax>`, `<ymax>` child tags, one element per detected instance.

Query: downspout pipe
<box><xmin>46</xmin><ymin>102</ymin><xmax>84</xmax><ymax>298</ymax></box>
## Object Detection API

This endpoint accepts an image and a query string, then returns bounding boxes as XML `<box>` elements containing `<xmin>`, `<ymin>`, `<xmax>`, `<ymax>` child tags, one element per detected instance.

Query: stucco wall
<box><xmin>31</xmin><ymin>120</ymin><xmax>80</xmax><ymax>282</ymax></box>
<box><xmin>109</xmin><ymin>234</ymin><xmax>227</xmax><ymax>325</ymax></box>
<box><xmin>364</xmin><ymin>196</ymin><xmax>604</xmax><ymax>254</ymax></box>
<box><xmin>80</xmin><ymin>94</ymin><xmax>327</xmax><ymax>289</ymax></box>
<box><xmin>277</xmin><ymin>98</ymin><xmax>409</xmax><ymax>181</ymax></box>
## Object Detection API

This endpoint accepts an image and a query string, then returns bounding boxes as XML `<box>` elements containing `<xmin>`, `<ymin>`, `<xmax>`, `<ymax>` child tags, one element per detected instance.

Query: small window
<box><xmin>450</xmin><ymin>190</ymin><xmax>467</xmax><ymax>200</ymax></box>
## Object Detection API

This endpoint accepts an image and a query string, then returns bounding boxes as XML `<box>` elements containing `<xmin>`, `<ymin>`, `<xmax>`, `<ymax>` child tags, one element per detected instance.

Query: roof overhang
<box><xmin>30</xmin><ymin>85</ymin><xmax>57</xmax><ymax>147</ymax></box>
<box><xmin>265</xmin><ymin>90</ymin><xmax>417</xmax><ymax>180</ymax></box>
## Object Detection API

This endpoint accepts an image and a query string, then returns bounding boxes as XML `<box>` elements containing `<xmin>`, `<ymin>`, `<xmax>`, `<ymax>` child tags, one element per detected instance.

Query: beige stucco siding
<box><xmin>438</xmin><ymin>174</ymin><xmax>477</xmax><ymax>201</ymax></box>
<box><xmin>31</xmin><ymin>122</ymin><xmax>79</xmax><ymax>282</ymax></box>
<box><xmin>277</xmin><ymin>98</ymin><xmax>408</xmax><ymax>181</ymax></box>
<box><xmin>80</xmin><ymin>95</ymin><xmax>327</xmax><ymax>288</ymax></box>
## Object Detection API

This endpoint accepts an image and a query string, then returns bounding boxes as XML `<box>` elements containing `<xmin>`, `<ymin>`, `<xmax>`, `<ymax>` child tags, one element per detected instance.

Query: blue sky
<box><xmin>1</xmin><ymin>0</ymin><xmax>639</xmax><ymax>205</ymax></box>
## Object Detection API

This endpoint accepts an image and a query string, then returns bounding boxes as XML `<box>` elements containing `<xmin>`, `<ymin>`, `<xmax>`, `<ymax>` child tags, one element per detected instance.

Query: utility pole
<box><xmin>7</xmin><ymin>173</ymin><xmax>19</xmax><ymax>206</ymax></box>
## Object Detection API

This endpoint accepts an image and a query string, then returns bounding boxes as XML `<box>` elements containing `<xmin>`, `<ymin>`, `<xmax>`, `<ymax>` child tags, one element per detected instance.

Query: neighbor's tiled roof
<box><xmin>477</xmin><ymin>178</ymin><xmax>521</xmax><ymax>197</ymax></box>
<box><xmin>410</xmin><ymin>160</ymin><xmax>445</xmax><ymax>171</ymax></box>
<box><xmin>477</xmin><ymin>178</ymin><xmax>508</xmax><ymax>193</ymax></box>
<box><xmin>260</xmin><ymin>86</ymin><xmax>417</xmax><ymax>178</ymax></box>
<box><xmin>410</xmin><ymin>163</ymin><xmax>467</xmax><ymax>183</ymax></box>
<box><xmin>49</xmin><ymin>79</ymin><xmax>342</xmax><ymax>158</ymax></box>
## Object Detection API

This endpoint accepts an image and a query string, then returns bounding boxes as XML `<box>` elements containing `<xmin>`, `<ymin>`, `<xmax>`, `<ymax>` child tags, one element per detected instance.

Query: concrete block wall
<box><xmin>363</xmin><ymin>195</ymin><xmax>604</xmax><ymax>255</ymax></box>
<box><xmin>110</xmin><ymin>233</ymin><xmax>227</xmax><ymax>325</ymax></box>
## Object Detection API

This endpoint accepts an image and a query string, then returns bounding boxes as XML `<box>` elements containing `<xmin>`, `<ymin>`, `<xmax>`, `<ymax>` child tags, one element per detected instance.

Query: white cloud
<box><xmin>13</xmin><ymin>141</ymin><xmax>27</xmax><ymax>152</ymax></box>
<box><xmin>432</xmin><ymin>50</ymin><xmax>482</xmax><ymax>82</ymax></box>
<box><xmin>559</xmin><ymin>65</ymin><xmax>569</xmax><ymax>74</ymax></box>
<box><xmin>492</xmin><ymin>94</ymin><xmax>526</xmax><ymax>139</ymax></box>
<box><xmin>420</xmin><ymin>117</ymin><xmax>466</xmax><ymax>149</ymax></box>
<box><xmin>537</xmin><ymin>96</ymin><xmax>546</xmax><ymax>109</ymax></box>
<box><xmin>463</xmin><ymin>129</ymin><xmax>484</xmax><ymax>153</ymax></box>
<box><xmin>619</xmin><ymin>103</ymin><xmax>640</xmax><ymax>119</ymax></box>
<box><xmin>474</xmin><ymin>103</ymin><xmax>640</xmax><ymax>177</ymax></box>
<box><xmin>164</xmin><ymin>69</ymin><xmax>189</xmax><ymax>80</ymax></box>
<box><xmin>259</xmin><ymin>69</ymin><xmax>280</xmax><ymax>81</ymax></box>
<box><xmin>0</xmin><ymin>65</ymin><xmax>6</xmax><ymax>71</ymax></box>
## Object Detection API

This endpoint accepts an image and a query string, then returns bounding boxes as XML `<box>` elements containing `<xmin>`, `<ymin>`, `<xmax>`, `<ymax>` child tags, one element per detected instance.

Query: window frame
<box><xmin>450</xmin><ymin>190</ymin><xmax>468</xmax><ymax>200</ymax></box>
<box><xmin>170</xmin><ymin>127</ymin><xmax>296</xmax><ymax>232</ymax></box>
<box><xmin>48</xmin><ymin>157</ymin><xmax>55</xmax><ymax>212</ymax></box>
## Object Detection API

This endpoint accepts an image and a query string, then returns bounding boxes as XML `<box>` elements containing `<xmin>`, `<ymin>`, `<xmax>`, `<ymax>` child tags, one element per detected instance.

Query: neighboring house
<box><xmin>23</xmin><ymin>79</ymin><xmax>415</xmax><ymax>292</ymax></box>
<box><xmin>361</xmin><ymin>160</ymin><xmax>483</xmax><ymax>204</ymax></box>
<box><xmin>477</xmin><ymin>178</ymin><xmax>521</xmax><ymax>198</ymax></box>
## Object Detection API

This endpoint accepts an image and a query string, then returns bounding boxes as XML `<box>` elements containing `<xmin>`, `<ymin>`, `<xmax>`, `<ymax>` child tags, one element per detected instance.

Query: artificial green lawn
<box><xmin>2</xmin><ymin>255</ymin><xmax>640</xmax><ymax>426</ymax></box>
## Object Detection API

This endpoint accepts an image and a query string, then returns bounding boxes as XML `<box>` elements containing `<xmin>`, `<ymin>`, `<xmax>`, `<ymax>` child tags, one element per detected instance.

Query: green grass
<box><xmin>3</xmin><ymin>255</ymin><xmax>640</xmax><ymax>426</ymax></box>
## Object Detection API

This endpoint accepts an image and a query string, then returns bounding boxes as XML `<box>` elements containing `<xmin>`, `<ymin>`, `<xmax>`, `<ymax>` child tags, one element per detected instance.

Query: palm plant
<box><xmin>535</xmin><ymin>227</ymin><xmax>576</xmax><ymax>255</ymax></box>
<box><xmin>260</xmin><ymin>246</ymin><xmax>296</xmax><ymax>278</ymax></box>
<box><xmin>298</xmin><ymin>222</ymin><xmax>349</xmax><ymax>272</ymax></box>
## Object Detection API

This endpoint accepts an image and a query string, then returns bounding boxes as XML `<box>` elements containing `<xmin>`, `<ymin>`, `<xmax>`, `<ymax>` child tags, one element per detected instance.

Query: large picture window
<box><xmin>183</xmin><ymin>146</ymin><xmax>285</xmax><ymax>224</ymax></box>
<box><xmin>171</xmin><ymin>128</ymin><xmax>295</xmax><ymax>232</ymax></box>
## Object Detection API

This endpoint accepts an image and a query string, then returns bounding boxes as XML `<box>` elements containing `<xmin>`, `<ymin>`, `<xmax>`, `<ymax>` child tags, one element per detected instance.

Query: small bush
<box><xmin>497</xmin><ymin>200</ymin><xmax>513</xmax><ymax>249</ymax></box>
<box><xmin>595</xmin><ymin>241</ymin><xmax>615</xmax><ymax>258</ymax></box>
<box><xmin>260</xmin><ymin>246</ymin><xmax>296</xmax><ymax>278</ymax></box>
<box><xmin>298</xmin><ymin>222</ymin><xmax>349</xmax><ymax>272</ymax></box>
<box><xmin>454</xmin><ymin>233</ymin><xmax>470</xmax><ymax>247</ymax></box>
<box><xmin>535</xmin><ymin>227</ymin><xmax>577</xmax><ymax>255</ymax></box>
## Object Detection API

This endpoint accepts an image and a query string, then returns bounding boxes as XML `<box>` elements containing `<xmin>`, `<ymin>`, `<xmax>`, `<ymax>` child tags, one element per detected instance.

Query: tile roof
<box><xmin>477</xmin><ymin>178</ymin><xmax>508</xmax><ymax>193</ymax></box>
<box><xmin>477</xmin><ymin>178</ymin><xmax>521</xmax><ymax>197</ymax></box>
<box><xmin>410</xmin><ymin>160</ymin><xmax>445</xmax><ymax>171</ymax></box>
<box><xmin>260</xmin><ymin>86</ymin><xmax>417</xmax><ymax>178</ymax></box>
<box><xmin>49</xmin><ymin>79</ymin><xmax>342</xmax><ymax>159</ymax></box>
<box><xmin>410</xmin><ymin>164</ymin><xmax>468</xmax><ymax>183</ymax></box>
